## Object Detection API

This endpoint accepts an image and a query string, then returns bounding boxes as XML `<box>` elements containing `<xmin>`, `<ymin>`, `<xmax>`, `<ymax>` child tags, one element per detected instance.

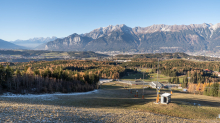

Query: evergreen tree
<box><xmin>42</xmin><ymin>68</ymin><xmax>52</xmax><ymax>78</ymax></box>
<box><xmin>24</xmin><ymin>66</ymin><xmax>29</xmax><ymax>73</ymax></box>
<box><xmin>34</xmin><ymin>68</ymin><xmax>40</xmax><ymax>75</ymax></box>
<box><xmin>206</xmin><ymin>85</ymin><xmax>211</xmax><ymax>96</ymax></box>
<box><xmin>185</xmin><ymin>77</ymin><xmax>188</xmax><ymax>83</ymax></box>
<box><xmin>210</xmin><ymin>83</ymin><xmax>219</xmax><ymax>97</ymax></box>
<box><xmin>203</xmin><ymin>86</ymin><xmax>208</xmax><ymax>95</ymax></box>
<box><xmin>168</xmin><ymin>78</ymin><xmax>171</xmax><ymax>83</ymax></box>
<box><xmin>218</xmin><ymin>86</ymin><xmax>220</xmax><ymax>97</ymax></box>
<box><xmin>15</xmin><ymin>69</ymin><xmax>21</xmax><ymax>76</ymax></box>
<box><xmin>176</xmin><ymin>77</ymin><xmax>179</xmax><ymax>84</ymax></box>
<box><xmin>172</xmin><ymin>77</ymin><xmax>175</xmax><ymax>84</ymax></box>
<box><xmin>3</xmin><ymin>65</ymin><xmax>13</xmax><ymax>89</ymax></box>
<box><xmin>0</xmin><ymin>65</ymin><xmax>5</xmax><ymax>88</ymax></box>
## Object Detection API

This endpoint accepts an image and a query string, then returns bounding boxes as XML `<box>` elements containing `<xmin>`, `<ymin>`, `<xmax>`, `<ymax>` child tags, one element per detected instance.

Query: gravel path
<box><xmin>0</xmin><ymin>102</ymin><xmax>219</xmax><ymax>123</ymax></box>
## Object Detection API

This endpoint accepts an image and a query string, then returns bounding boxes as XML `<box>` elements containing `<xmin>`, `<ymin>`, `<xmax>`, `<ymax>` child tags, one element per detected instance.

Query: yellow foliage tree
<box><xmin>26</xmin><ymin>67</ymin><xmax>34</xmax><ymax>75</ymax></box>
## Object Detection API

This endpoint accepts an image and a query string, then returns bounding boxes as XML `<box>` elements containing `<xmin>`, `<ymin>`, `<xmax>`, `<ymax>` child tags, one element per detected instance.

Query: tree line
<box><xmin>0</xmin><ymin>64</ymin><xmax>99</xmax><ymax>94</ymax></box>
<box><xmin>11</xmin><ymin>60</ymin><xmax>130</xmax><ymax>79</ymax></box>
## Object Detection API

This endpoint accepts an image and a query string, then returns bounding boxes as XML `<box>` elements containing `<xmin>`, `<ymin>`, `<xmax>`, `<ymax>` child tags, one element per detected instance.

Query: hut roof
<box><xmin>161</xmin><ymin>93</ymin><xmax>171</xmax><ymax>97</ymax></box>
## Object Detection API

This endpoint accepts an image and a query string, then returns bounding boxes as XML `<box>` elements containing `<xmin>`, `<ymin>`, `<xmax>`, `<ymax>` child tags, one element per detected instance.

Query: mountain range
<box><xmin>11</xmin><ymin>36</ymin><xmax>57</xmax><ymax>48</ymax></box>
<box><xmin>2</xmin><ymin>23</ymin><xmax>220</xmax><ymax>53</ymax></box>
<box><xmin>37</xmin><ymin>23</ymin><xmax>220</xmax><ymax>53</ymax></box>
<box><xmin>0</xmin><ymin>39</ymin><xmax>25</xmax><ymax>49</ymax></box>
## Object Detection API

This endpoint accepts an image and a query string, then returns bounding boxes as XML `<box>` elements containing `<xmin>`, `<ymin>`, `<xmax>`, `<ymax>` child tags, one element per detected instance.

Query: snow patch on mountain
<box><xmin>211</xmin><ymin>23</ymin><xmax>220</xmax><ymax>30</ymax></box>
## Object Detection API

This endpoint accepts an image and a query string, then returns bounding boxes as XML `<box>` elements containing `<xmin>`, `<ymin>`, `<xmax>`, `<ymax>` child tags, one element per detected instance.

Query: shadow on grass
<box><xmin>0</xmin><ymin>89</ymin><xmax>158</xmax><ymax>109</ymax></box>
<box><xmin>100</xmin><ymin>85</ymin><xmax>125</xmax><ymax>89</ymax></box>
<box><xmin>171</xmin><ymin>98</ymin><xmax>220</xmax><ymax>107</ymax></box>
<box><xmin>121</xmin><ymin>71</ymin><xmax>150</xmax><ymax>80</ymax></box>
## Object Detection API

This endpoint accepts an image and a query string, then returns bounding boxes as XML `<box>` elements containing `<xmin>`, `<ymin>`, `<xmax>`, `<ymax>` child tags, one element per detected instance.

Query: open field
<box><xmin>120</xmin><ymin>68</ymin><xmax>155</xmax><ymax>81</ymax></box>
<box><xmin>40</xmin><ymin>52</ymin><xmax>69</xmax><ymax>57</ymax></box>
<box><xmin>121</xmin><ymin>68</ymin><xmax>186</xmax><ymax>83</ymax></box>
<box><xmin>0</xmin><ymin>82</ymin><xmax>219</xmax><ymax>122</ymax></box>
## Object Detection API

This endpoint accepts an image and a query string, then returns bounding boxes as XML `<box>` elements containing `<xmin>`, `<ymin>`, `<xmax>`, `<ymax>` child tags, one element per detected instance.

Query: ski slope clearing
<box><xmin>0</xmin><ymin>82</ymin><xmax>219</xmax><ymax>122</ymax></box>
<box><xmin>1</xmin><ymin>90</ymin><xmax>99</xmax><ymax>100</ymax></box>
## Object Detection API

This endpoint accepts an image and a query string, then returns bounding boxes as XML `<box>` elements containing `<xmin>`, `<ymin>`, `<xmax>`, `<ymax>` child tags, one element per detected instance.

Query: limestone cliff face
<box><xmin>44</xmin><ymin>33</ymin><xmax>92</xmax><ymax>51</ymax></box>
<box><xmin>43</xmin><ymin>23</ymin><xmax>220</xmax><ymax>52</ymax></box>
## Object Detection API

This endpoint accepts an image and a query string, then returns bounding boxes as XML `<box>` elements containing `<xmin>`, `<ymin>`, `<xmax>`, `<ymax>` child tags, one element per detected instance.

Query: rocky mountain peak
<box><xmin>131</xmin><ymin>23</ymin><xmax>220</xmax><ymax>34</ymax></box>
<box><xmin>211</xmin><ymin>23</ymin><xmax>220</xmax><ymax>30</ymax></box>
<box><xmin>39</xmin><ymin>22</ymin><xmax>220</xmax><ymax>53</ymax></box>
<box><xmin>98</xmin><ymin>24</ymin><xmax>129</xmax><ymax>33</ymax></box>
<box><xmin>68</xmin><ymin>33</ymin><xmax>79</xmax><ymax>37</ymax></box>
<box><xmin>83</xmin><ymin>24</ymin><xmax>131</xmax><ymax>39</ymax></box>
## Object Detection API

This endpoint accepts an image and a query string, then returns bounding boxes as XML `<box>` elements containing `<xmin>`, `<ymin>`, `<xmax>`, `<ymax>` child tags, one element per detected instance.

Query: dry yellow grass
<box><xmin>0</xmin><ymin>82</ymin><xmax>219</xmax><ymax>122</ymax></box>
<box><xmin>100</xmin><ymin>82</ymin><xmax>220</xmax><ymax>120</ymax></box>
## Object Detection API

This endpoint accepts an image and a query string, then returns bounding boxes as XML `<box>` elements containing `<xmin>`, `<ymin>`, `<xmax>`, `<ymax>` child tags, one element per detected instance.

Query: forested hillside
<box><xmin>116</xmin><ymin>52</ymin><xmax>220</xmax><ymax>61</ymax></box>
<box><xmin>0</xmin><ymin>56</ymin><xmax>219</xmax><ymax>97</ymax></box>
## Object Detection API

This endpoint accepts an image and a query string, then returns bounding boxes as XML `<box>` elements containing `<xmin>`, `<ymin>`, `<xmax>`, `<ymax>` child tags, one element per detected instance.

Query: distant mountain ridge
<box><xmin>12</xmin><ymin>36</ymin><xmax>57</xmax><ymax>48</ymax></box>
<box><xmin>36</xmin><ymin>23</ymin><xmax>220</xmax><ymax>52</ymax></box>
<box><xmin>13</xmin><ymin>36</ymin><xmax>57</xmax><ymax>43</ymax></box>
<box><xmin>0</xmin><ymin>39</ymin><xmax>25</xmax><ymax>49</ymax></box>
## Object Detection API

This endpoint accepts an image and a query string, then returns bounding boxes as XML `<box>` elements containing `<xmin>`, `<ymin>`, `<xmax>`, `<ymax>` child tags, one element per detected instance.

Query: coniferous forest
<box><xmin>0</xmin><ymin>57</ymin><xmax>219</xmax><ymax>97</ymax></box>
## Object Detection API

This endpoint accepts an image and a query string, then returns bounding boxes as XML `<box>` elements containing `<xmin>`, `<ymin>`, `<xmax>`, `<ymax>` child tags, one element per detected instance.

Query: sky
<box><xmin>0</xmin><ymin>0</ymin><xmax>220</xmax><ymax>41</ymax></box>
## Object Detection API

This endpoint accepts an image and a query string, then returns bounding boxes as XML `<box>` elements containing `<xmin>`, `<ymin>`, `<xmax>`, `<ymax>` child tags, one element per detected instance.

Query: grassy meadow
<box><xmin>121</xmin><ymin>68</ymin><xmax>186</xmax><ymax>83</ymax></box>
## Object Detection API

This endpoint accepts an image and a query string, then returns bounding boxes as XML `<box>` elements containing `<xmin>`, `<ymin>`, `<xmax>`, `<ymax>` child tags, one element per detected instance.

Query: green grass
<box><xmin>121</xmin><ymin>68</ymin><xmax>170</xmax><ymax>82</ymax></box>
<box><xmin>120</xmin><ymin>72</ymin><xmax>147</xmax><ymax>80</ymax></box>
<box><xmin>121</xmin><ymin>68</ymin><xmax>153</xmax><ymax>81</ymax></box>
<box><xmin>121</xmin><ymin>68</ymin><xmax>187</xmax><ymax>83</ymax></box>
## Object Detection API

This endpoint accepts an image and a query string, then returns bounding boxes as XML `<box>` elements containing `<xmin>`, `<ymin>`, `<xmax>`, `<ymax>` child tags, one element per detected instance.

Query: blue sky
<box><xmin>0</xmin><ymin>0</ymin><xmax>220</xmax><ymax>41</ymax></box>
